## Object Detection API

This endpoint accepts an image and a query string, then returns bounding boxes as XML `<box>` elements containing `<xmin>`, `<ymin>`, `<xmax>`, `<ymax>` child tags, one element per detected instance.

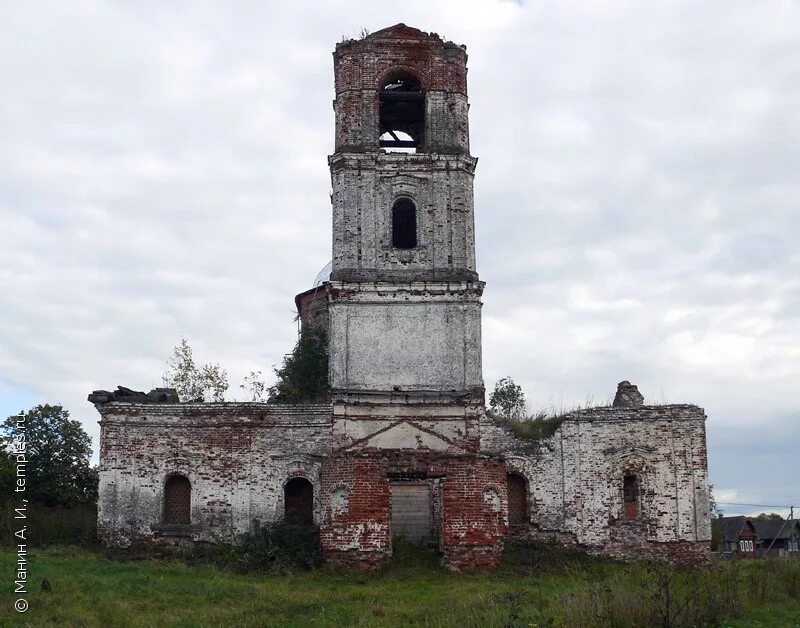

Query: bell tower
<box><xmin>319</xmin><ymin>24</ymin><xmax>507</xmax><ymax>572</ymax></box>
<box><xmin>327</xmin><ymin>25</ymin><xmax>485</xmax><ymax>449</ymax></box>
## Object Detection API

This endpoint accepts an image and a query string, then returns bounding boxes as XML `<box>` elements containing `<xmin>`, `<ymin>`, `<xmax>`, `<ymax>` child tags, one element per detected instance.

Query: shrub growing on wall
<box><xmin>269</xmin><ymin>329</ymin><xmax>329</xmax><ymax>403</ymax></box>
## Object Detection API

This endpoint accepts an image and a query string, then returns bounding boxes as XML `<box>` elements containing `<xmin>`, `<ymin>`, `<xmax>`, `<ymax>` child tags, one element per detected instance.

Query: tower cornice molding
<box><xmin>328</xmin><ymin>152</ymin><xmax>477</xmax><ymax>174</ymax></box>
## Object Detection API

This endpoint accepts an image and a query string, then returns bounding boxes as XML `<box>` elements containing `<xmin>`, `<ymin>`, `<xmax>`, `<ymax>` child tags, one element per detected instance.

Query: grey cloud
<box><xmin>0</xmin><ymin>2</ymin><xmax>798</xmax><ymax>507</ymax></box>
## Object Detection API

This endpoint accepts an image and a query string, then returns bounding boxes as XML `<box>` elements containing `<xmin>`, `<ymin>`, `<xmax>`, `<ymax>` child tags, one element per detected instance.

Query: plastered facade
<box><xmin>482</xmin><ymin>405</ymin><xmax>712</xmax><ymax>566</ymax></box>
<box><xmin>92</xmin><ymin>24</ymin><xmax>710</xmax><ymax>571</ymax></box>
<box><xmin>327</xmin><ymin>281</ymin><xmax>483</xmax><ymax>393</ymax></box>
<box><xmin>96</xmin><ymin>403</ymin><xmax>332</xmax><ymax>547</ymax></box>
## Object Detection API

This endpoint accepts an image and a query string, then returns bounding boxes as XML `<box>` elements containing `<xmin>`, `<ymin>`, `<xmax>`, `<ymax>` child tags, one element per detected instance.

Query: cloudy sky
<box><xmin>1</xmin><ymin>1</ymin><xmax>798</xmax><ymax>517</ymax></box>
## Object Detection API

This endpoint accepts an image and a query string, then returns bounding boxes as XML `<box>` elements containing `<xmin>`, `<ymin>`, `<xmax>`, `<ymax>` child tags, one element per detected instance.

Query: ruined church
<box><xmin>90</xmin><ymin>24</ymin><xmax>712</xmax><ymax>571</ymax></box>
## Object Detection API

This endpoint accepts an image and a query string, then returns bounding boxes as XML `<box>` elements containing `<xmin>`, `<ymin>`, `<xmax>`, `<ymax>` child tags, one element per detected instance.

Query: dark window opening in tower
<box><xmin>392</xmin><ymin>199</ymin><xmax>417</xmax><ymax>249</ymax></box>
<box><xmin>623</xmin><ymin>474</ymin><xmax>639</xmax><ymax>520</ymax></box>
<box><xmin>284</xmin><ymin>477</ymin><xmax>314</xmax><ymax>525</ymax></box>
<box><xmin>380</xmin><ymin>72</ymin><xmax>424</xmax><ymax>153</ymax></box>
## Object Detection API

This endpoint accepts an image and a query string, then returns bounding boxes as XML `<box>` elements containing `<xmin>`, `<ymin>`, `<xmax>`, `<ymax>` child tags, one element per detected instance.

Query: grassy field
<box><xmin>1</xmin><ymin>543</ymin><xmax>798</xmax><ymax>627</ymax></box>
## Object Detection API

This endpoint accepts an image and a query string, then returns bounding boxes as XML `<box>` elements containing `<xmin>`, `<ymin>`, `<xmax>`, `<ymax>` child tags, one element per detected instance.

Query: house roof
<box><xmin>753</xmin><ymin>519</ymin><xmax>800</xmax><ymax>541</ymax></box>
<box><xmin>712</xmin><ymin>516</ymin><xmax>754</xmax><ymax>543</ymax></box>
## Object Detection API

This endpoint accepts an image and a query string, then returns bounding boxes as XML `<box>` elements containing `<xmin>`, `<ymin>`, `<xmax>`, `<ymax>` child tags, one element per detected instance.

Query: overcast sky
<box><xmin>1</xmin><ymin>1</ymin><xmax>798</xmax><ymax>517</ymax></box>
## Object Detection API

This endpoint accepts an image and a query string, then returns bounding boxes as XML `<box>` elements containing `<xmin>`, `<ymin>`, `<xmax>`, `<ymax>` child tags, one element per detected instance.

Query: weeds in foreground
<box><xmin>4</xmin><ymin>541</ymin><xmax>799</xmax><ymax>626</ymax></box>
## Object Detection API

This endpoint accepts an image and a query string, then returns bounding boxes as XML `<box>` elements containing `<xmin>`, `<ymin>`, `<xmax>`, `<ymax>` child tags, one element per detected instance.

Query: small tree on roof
<box><xmin>162</xmin><ymin>338</ymin><xmax>229</xmax><ymax>402</ymax></box>
<box><xmin>489</xmin><ymin>377</ymin><xmax>527</xmax><ymax>420</ymax></box>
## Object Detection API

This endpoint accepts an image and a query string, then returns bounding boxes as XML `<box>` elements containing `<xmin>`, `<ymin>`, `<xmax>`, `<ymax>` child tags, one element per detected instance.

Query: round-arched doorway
<box><xmin>284</xmin><ymin>477</ymin><xmax>314</xmax><ymax>525</ymax></box>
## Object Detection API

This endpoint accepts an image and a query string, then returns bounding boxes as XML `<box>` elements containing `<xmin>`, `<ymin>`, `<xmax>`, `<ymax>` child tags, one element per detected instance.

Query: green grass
<box><xmin>726</xmin><ymin>602</ymin><xmax>800</xmax><ymax>627</ymax></box>
<box><xmin>1</xmin><ymin>543</ymin><xmax>798</xmax><ymax>627</ymax></box>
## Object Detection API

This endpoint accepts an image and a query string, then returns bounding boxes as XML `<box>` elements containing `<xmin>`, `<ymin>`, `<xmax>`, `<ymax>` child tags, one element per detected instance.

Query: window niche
<box><xmin>163</xmin><ymin>474</ymin><xmax>191</xmax><ymax>525</ymax></box>
<box><xmin>330</xmin><ymin>486</ymin><xmax>350</xmax><ymax>520</ymax></box>
<box><xmin>507</xmin><ymin>473</ymin><xmax>529</xmax><ymax>526</ymax></box>
<box><xmin>623</xmin><ymin>474</ymin><xmax>640</xmax><ymax>520</ymax></box>
<box><xmin>391</xmin><ymin>198</ymin><xmax>417</xmax><ymax>249</ymax></box>
<box><xmin>379</xmin><ymin>72</ymin><xmax>424</xmax><ymax>153</ymax></box>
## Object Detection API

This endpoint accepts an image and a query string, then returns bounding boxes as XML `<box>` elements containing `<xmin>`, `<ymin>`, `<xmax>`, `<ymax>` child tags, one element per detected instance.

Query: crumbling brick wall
<box><xmin>440</xmin><ymin>456</ymin><xmax>508</xmax><ymax>571</ymax></box>
<box><xmin>481</xmin><ymin>404</ymin><xmax>712</xmax><ymax>567</ymax></box>
<box><xmin>317</xmin><ymin>450</ymin><xmax>507</xmax><ymax>571</ymax></box>
<box><xmin>95</xmin><ymin>397</ymin><xmax>710</xmax><ymax>568</ymax></box>
<box><xmin>333</xmin><ymin>24</ymin><xmax>469</xmax><ymax>154</ymax></box>
<box><xmin>96</xmin><ymin>402</ymin><xmax>332</xmax><ymax>547</ymax></box>
<box><xmin>318</xmin><ymin>454</ymin><xmax>392</xmax><ymax>569</ymax></box>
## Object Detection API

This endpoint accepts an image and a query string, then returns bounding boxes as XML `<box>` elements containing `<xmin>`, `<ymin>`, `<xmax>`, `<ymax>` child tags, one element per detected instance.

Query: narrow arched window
<box><xmin>163</xmin><ymin>475</ymin><xmax>191</xmax><ymax>525</ymax></box>
<box><xmin>284</xmin><ymin>477</ymin><xmax>314</xmax><ymax>525</ymax></box>
<box><xmin>623</xmin><ymin>474</ymin><xmax>639</xmax><ymax>520</ymax></box>
<box><xmin>507</xmin><ymin>473</ymin><xmax>528</xmax><ymax>526</ymax></box>
<box><xmin>379</xmin><ymin>72</ymin><xmax>424</xmax><ymax>153</ymax></box>
<box><xmin>392</xmin><ymin>198</ymin><xmax>417</xmax><ymax>249</ymax></box>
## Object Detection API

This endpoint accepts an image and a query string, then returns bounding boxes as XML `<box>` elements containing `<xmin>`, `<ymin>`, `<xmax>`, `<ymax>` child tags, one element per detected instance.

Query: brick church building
<box><xmin>90</xmin><ymin>24</ymin><xmax>712</xmax><ymax>571</ymax></box>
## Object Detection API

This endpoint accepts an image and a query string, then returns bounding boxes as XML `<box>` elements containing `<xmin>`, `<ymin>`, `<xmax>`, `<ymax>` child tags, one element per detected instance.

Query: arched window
<box><xmin>379</xmin><ymin>72</ymin><xmax>424</xmax><ymax>153</ymax></box>
<box><xmin>163</xmin><ymin>475</ymin><xmax>191</xmax><ymax>525</ymax></box>
<box><xmin>507</xmin><ymin>473</ymin><xmax>528</xmax><ymax>526</ymax></box>
<box><xmin>284</xmin><ymin>477</ymin><xmax>314</xmax><ymax>525</ymax></box>
<box><xmin>392</xmin><ymin>198</ymin><xmax>417</xmax><ymax>249</ymax></box>
<box><xmin>623</xmin><ymin>474</ymin><xmax>639</xmax><ymax>520</ymax></box>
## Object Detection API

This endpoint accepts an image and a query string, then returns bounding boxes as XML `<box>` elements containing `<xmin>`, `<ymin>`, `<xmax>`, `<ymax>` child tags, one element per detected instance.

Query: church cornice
<box><xmin>328</xmin><ymin>151</ymin><xmax>477</xmax><ymax>174</ymax></box>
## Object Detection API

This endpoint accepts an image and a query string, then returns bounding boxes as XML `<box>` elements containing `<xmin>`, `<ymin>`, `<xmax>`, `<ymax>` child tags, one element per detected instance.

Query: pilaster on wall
<box><xmin>319</xmin><ymin>455</ymin><xmax>392</xmax><ymax>569</ymax></box>
<box><xmin>441</xmin><ymin>457</ymin><xmax>508</xmax><ymax>571</ymax></box>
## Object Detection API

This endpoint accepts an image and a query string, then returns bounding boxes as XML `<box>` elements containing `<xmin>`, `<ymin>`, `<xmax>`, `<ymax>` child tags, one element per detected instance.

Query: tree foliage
<box><xmin>240</xmin><ymin>370</ymin><xmax>268</xmax><ymax>402</ymax></box>
<box><xmin>163</xmin><ymin>337</ymin><xmax>229</xmax><ymax>402</ymax></box>
<box><xmin>708</xmin><ymin>483</ymin><xmax>721</xmax><ymax>518</ymax></box>
<box><xmin>269</xmin><ymin>329</ymin><xmax>329</xmax><ymax>403</ymax></box>
<box><xmin>489</xmin><ymin>377</ymin><xmax>527</xmax><ymax>420</ymax></box>
<box><xmin>1</xmin><ymin>405</ymin><xmax>98</xmax><ymax>506</ymax></box>
<box><xmin>754</xmin><ymin>512</ymin><xmax>784</xmax><ymax>521</ymax></box>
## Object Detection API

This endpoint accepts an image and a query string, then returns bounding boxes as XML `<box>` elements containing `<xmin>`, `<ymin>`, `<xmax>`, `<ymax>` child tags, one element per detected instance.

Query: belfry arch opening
<box><xmin>284</xmin><ymin>477</ymin><xmax>314</xmax><ymax>525</ymax></box>
<box><xmin>392</xmin><ymin>198</ymin><xmax>417</xmax><ymax>249</ymax></box>
<box><xmin>379</xmin><ymin>72</ymin><xmax>424</xmax><ymax>153</ymax></box>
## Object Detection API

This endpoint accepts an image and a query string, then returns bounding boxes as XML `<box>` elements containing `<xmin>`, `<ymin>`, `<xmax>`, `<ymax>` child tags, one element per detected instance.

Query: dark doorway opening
<box><xmin>285</xmin><ymin>477</ymin><xmax>314</xmax><ymax>525</ymax></box>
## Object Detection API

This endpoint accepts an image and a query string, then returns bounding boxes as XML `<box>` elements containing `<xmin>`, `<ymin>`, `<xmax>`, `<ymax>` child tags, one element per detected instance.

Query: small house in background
<box><xmin>713</xmin><ymin>516</ymin><xmax>757</xmax><ymax>557</ymax></box>
<box><xmin>753</xmin><ymin>519</ymin><xmax>800</xmax><ymax>557</ymax></box>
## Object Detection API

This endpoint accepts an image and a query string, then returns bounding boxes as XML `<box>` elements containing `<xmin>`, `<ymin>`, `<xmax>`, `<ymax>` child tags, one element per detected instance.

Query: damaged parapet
<box><xmin>612</xmin><ymin>381</ymin><xmax>645</xmax><ymax>407</ymax></box>
<box><xmin>88</xmin><ymin>386</ymin><xmax>180</xmax><ymax>405</ymax></box>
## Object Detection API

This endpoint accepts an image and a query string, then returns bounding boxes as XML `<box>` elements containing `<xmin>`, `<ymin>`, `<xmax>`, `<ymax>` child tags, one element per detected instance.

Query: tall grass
<box><xmin>2</xmin><ymin>536</ymin><xmax>798</xmax><ymax>626</ymax></box>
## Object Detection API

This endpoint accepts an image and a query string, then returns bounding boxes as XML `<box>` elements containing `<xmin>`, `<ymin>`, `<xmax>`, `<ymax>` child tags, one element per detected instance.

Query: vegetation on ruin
<box><xmin>495</xmin><ymin>412</ymin><xmax>566</xmax><ymax>441</ymax></box>
<box><xmin>487</xmin><ymin>377</ymin><xmax>568</xmax><ymax>441</ymax></box>
<box><xmin>268</xmin><ymin>329</ymin><xmax>330</xmax><ymax>403</ymax></box>
<box><xmin>488</xmin><ymin>376</ymin><xmax>527</xmax><ymax>420</ymax></box>
<box><xmin>486</xmin><ymin>378</ymin><xmax>621</xmax><ymax>442</ymax></box>
<box><xmin>162</xmin><ymin>337</ymin><xmax>229</xmax><ymax>402</ymax></box>
<box><xmin>2</xmin><ymin>542</ymin><xmax>798</xmax><ymax>627</ymax></box>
